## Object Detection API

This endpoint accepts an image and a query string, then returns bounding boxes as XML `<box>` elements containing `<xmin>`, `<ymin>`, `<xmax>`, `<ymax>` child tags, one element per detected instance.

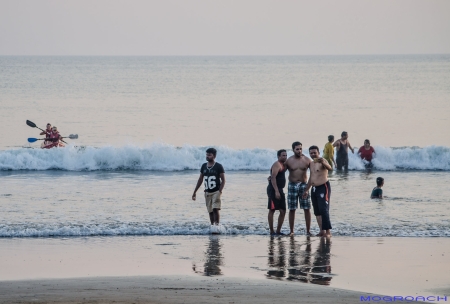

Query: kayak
<box><xmin>41</xmin><ymin>141</ymin><xmax>65</xmax><ymax>149</ymax></box>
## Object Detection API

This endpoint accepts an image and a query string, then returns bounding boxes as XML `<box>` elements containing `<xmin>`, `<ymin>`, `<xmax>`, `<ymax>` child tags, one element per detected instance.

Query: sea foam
<box><xmin>1</xmin><ymin>221</ymin><xmax>448</xmax><ymax>237</ymax></box>
<box><xmin>0</xmin><ymin>143</ymin><xmax>449</xmax><ymax>171</ymax></box>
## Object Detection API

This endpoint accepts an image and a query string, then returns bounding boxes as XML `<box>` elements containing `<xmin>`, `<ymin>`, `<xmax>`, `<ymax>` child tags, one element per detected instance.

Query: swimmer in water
<box><xmin>371</xmin><ymin>177</ymin><xmax>384</xmax><ymax>199</ymax></box>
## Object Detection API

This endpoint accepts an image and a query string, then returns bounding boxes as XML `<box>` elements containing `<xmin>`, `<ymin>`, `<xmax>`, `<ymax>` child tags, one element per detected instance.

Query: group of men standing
<box><xmin>267</xmin><ymin>142</ymin><xmax>332</xmax><ymax>237</ymax></box>
<box><xmin>191</xmin><ymin>144</ymin><xmax>333</xmax><ymax>237</ymax></box>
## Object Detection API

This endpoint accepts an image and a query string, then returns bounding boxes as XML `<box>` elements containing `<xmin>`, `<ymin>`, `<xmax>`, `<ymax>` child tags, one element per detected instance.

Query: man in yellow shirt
<box><xmin>323</xmin><ymin>135</ymin><xmax>336</xmax><ymax>170</ymax></box>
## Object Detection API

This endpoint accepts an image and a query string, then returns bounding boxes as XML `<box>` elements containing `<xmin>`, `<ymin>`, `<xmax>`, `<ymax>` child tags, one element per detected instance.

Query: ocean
<box><xmin>0</xmin><ymin>55</ymin><xmax>449</xmax><ymax>238</ymax></box>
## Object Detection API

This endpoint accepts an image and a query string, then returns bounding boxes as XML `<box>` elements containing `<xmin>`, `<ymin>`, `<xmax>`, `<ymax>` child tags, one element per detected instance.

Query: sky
<box><xmin>0</xmin><ymin>0</ymin><xmax>450</xmax><ymax>56</ymax></box>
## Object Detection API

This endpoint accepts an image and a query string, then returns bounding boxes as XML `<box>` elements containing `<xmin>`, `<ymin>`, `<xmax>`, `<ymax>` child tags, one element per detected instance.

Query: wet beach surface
<box><xmin>0</xmin><ymin>235</ymin><xmax>448</xmax><ymax>300</ymax></box>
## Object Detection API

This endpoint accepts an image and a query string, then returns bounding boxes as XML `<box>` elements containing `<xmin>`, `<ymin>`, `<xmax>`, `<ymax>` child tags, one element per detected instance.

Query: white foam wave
<box><xmin>0</xmin><ymin>144</ymin><xmax>449</xmax><ymax>171</ymax></box>
<box><xmin>1</xmin><ymin>222</ymin><xmax>448</xmax><ymax>237</ymax></box>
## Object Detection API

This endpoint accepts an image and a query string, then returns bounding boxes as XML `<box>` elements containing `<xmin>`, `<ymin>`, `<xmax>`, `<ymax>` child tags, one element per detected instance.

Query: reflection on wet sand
<box><xmin>192</xmin><ymin>235</ymin><xmax>223</xmax><ymax>276</ymax></box>
<box><xmin>266</xmin><ymin>236</ymin><xmax>333</xmax><ymax>285</ymax></box>
<box><xmin>267</xmin><ymin>236</ymin><xmax>287</xmax><ymax>279</ymax></box>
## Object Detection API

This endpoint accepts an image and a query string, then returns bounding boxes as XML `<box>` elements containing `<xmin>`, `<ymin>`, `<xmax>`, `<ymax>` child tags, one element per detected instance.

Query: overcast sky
<box><xmin>1</xmin><ymin>0</ymin><xmax>449</xmax><ymax>56</ymax></box>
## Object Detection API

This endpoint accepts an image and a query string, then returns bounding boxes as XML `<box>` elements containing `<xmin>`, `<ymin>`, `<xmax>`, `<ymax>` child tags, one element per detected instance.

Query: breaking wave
<box><xmin>0</xmin><ymin>143</ymin><xmax>449</xmax><ymax>171</ymax></box>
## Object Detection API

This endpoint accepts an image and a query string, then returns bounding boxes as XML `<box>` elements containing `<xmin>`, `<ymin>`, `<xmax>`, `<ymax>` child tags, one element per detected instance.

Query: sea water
<box><xmin>0</xmin><ymin>55</ymin><xmax>449</xmax><ymax>238</ymax></box>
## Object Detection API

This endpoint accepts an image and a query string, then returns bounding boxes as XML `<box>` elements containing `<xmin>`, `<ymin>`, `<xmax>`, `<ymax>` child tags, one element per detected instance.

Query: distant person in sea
<box><xmin>303</xmin><ymin>146</ymin><xmax>332</xmax><ymax>237</ymax></box>
<box><xmin>323</xmin><ymin>135</ymin><xmax>336</xmax><ymax>170</ymax></box>
<box><xmin>285</xmin><ymin>142</ymin><xmax>312</xmax><ymax>236</ymax></box>
<box><xmin>192</xmin><ymin>148</ymin><xmax>226</xmax><ymax>234</ymax></box>
<box><xmin>333</xmin><ymin>131</ymin><xmax>354</xmax><ymax>170</ymax></box>
<box><xmin>267</xmin><ymin>149</ymin><xmax>288</xmax><ymax>236</ymax></box>
<box><xmin>371</xmin><ymin>177</ymin><xmax>384</xmax><ymax>199</ymax></box>
<box><xmin>358</xmin><ymin>139</ymin><xmax>376</xmax><ymax>168</ymax></box>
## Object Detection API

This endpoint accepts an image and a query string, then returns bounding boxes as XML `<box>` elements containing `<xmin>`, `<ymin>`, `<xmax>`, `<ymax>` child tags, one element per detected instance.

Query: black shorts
<box><xmin>336</xmin><ymin>156</ymin><xmax>348</xmax><ymax>170</ymax></box>
<box><xmin>267</xmin><ymin>188</ymin><xmax>286</xmax><ymax>211</ymax></box>
<box><xmin>311</xmin><ymin>181</ymin><xmax>332</xmax><ymax>230</ymax></box>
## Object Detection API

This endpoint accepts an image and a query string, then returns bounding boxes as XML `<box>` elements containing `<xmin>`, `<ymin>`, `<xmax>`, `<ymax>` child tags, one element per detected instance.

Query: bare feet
<box><xmin>289</xmin><ymin>232</ymin><xmax>295</xmax><ymax>237</ymax></box>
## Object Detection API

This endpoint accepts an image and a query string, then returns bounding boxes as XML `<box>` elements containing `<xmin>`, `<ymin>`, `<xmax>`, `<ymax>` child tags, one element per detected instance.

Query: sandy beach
<box><xmin>0</xmin><ymin>236</ymin><xmax>448</xmax><ymax>303</ymax></box>
<box><xmin>0</xmin><ymin>275</ymin><xmax>379</xmax><ymax>304</ymax></box>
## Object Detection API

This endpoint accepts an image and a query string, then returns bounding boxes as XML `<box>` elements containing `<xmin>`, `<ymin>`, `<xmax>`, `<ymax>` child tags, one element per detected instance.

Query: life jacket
<box><xmin>50</xmin><ymin>131</ymin><xmax>61</xmax><ymax>142</ymax></box>
<box><xmin>44</xmin><ymin>129</ymin><xmax>52</xmax><ymax>139</ymax></box>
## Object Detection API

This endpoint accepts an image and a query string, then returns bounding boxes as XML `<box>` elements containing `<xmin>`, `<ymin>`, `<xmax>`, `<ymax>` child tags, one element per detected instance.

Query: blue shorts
<box><xmin>287</xmin><ymin>182</ymin><xmax>311</xmax><ymax>210</ymax></box>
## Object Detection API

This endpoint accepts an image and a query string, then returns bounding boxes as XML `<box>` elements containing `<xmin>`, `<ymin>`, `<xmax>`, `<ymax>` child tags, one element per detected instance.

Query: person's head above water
<box><xmin>376</xmin><ymin>177</ymin><xmax>384</xmax><ymax>187</ymax></box>
<box><xmin>205</xmin><ymin>148</ymin><xmax>217</xmax><ymax>162</ymax></box>
<box><xmin>52</xmin><ymin>126</ymin><xmax>58</xmax><ymax>132</ymax></box>
<box><xmin>364</xmin><ymin>139</ymin><xmax>371</xmax><ymax>148</ymax></box>
<box><xmin>328</xmin><ymin>135</ymin><xmax>334</xmax><ymax>143</ymax></box>
<box><xmin>292</xmin><ymin>141</ymin><xmax>303</xmax><ymax>157</ymax></box>
<box><xmin>341</xmin><ymin>131</ymin><xmax>348</xmax><ymax>139</ymax></box>
<box><xmin>277</xmin><ymin>149</ymin><xmax>287</xmax><ymax>162</ymax></box>
<box><xmin>46</xmin><ymin>123</ymin><xmax>51</xmax><ymax>130</ymax></box>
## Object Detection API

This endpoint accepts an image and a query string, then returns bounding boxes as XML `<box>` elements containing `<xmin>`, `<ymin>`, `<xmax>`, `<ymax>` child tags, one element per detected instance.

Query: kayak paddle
<box><xmin>27</xmin><ymin>134</ymin><xmax>79</xmax><ymax>143</ymax></box>
<box><xmin>26</xmin><ymin>120</ymin><xmax>45</xmax><ymax>132</ymax></box>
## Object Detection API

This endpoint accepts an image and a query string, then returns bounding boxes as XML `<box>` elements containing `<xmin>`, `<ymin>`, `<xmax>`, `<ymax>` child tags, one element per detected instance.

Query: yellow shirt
<box><xmin>323</xmin><ymin>142</ymin><xmax>334</xmax><ymax>160</ymax></box>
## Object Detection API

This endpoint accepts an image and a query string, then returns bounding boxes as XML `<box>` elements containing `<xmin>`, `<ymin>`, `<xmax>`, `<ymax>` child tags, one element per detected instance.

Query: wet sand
<box><xmin>0</xmin><ymin>236</ymin><xmax>448</xmax><ymax>303</ymax></box>
<box><xmin>0</xmin><ymin>275</ymin><xmax>376</xmax><ymax>304</ymax></box>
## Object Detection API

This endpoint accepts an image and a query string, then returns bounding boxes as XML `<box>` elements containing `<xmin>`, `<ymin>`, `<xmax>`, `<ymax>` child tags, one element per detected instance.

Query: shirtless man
<box><xmin>285</xmin><ymin>142</ymin><xmax>312</xmax><ymax>236</ymax></box>
<box><xmin>333</xmin><ymin>131</ymin><xmax>354</xmax><ymax>170</ymax></box>
<box><xmin>302</xmin><ymin>146</ymin><xmax>332</xmax><ymax>237</ymax></box>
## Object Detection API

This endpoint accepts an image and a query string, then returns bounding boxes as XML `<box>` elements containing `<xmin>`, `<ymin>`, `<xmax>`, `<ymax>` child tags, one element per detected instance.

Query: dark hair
<box><xmin>376</xmin><ymin>177</ymin><xmax>384</xmax><ymax>186</ymax></box>
<box><xmin>328</xmin><ymin>135</ymin><xmax>334</xmax><ymax>142</ymax></box>
<box><xmin>309</xmin><ymin>145</ymin><xmax>319</xmax><ymax>152</ymax></box>
<box><xmin>364</xmin><ymin>139</ymin><xmax>370</xmax><ymax>145</ymax></box>
<box><xmin>292</xmin><ymin>141</ymin><xmax>302</xmax><ymax>150</ymax></box>
<box><xmin>206</xmin><ymin>148</ymin><xmax>217</xmax><ymax>157</ymax></box>
<box><xmin>277</xmin><ymin>149</ymin><xmax>287</xmax><ymax>157</ymax></box>
<box><xmin>341</xmin><ymin>131</ymin><xmax>348</xmax><ymax>137</ymax></box>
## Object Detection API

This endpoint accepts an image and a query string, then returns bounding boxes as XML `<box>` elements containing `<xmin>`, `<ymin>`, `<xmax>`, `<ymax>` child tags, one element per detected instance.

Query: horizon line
<box><xmin>1</xmin><ymin>53</ymin><xmax>450</xmax><ymax>57</ymax></box>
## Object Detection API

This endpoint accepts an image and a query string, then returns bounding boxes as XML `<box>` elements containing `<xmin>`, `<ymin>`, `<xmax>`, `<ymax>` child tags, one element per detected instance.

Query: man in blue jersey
<box><xmin>192</xmin><ymin>148</ymin><xmax>226</xmax><ymax>232</ymax></box>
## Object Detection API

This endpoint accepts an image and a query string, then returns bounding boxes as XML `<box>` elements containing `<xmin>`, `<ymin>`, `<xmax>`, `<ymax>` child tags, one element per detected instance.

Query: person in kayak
<box><xmin>49</xmin><ymin>126</ymin><xmax>62</xmax><ymax>145</ymax></box>
<box><xmin>40</xmin><ymin>123</ymin><xmax>52</xmax><ymax>145</ymax></box>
